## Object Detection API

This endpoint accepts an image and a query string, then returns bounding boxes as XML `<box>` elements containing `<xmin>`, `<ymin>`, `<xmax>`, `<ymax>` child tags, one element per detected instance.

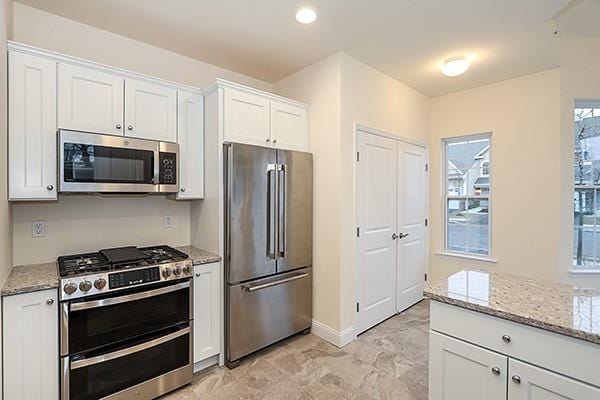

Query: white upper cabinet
<box><xmin>224</xmin><ymin>87</ymin><xmax>271</xmax><ymax>147</ymax></box>
<box><xmin>270</xmin><ymin>100</ymin><xmax>308</xmax><ymax>151</ymax></box>
<box><xmin>9</xmin><ymin>52</ymin><xmax>57</xmax><ymax>201</ymax></box>
<box><xmin>125</xmin><ymin>78</ymin><xmax>177</xmax><ymax>142</ymax></box>
<box><xmin>58</xmin><ymin>63</ymin><xmax>124</xmax><ymax>135</ymax></box>
<box><xmin>177</xmin><ymin>90</ymin><xmax>204</xmax><ymax>199</ymax></box>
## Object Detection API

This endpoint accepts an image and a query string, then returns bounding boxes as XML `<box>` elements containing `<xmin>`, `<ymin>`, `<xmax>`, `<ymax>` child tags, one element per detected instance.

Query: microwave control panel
<box><xmin>159</xmin><ymin>152</ymin><xmax>177</xmax><ymax>185</ymax></box>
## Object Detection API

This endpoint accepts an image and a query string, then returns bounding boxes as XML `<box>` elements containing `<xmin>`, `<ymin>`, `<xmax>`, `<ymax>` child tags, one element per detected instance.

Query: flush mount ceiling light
<box><xmin>295</xmin><ymin>8</ymin><xmax>317</xmax><ymax>24</ymax></box>
<box><xmin>441</xmin><ymin>56</ymin><xmax>470</xmax><ymax>77</ymax></box>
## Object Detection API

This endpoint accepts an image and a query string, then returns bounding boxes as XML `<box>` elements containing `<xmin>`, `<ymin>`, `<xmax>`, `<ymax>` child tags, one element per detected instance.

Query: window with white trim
<box><xmin>443</xmin><ymin>134</ymin><xmax>491</xmax><ymax>256</ymax></box>
<box><xmin>574</xmin><ymin>102</ymin><xmax>600</xmax><ymax>269</ymax></box>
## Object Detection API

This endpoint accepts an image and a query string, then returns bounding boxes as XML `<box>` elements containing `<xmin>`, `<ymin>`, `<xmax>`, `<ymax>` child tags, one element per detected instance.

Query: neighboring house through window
<box><xmin>443</xmin><ymin>134</ymin><xmax>491</xmax><ymax>257</ymax></box>
<box><xmin>573</xmin><ymin>101</ymin><xmax>600</xmax><ymax>269</ymax></box>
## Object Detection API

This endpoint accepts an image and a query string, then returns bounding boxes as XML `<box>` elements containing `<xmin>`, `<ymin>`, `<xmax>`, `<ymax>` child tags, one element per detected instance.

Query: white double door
<box><xmin>356</xmin><ymin>130</ymin><xmax>427</xmax><ymax>334</ymax></box>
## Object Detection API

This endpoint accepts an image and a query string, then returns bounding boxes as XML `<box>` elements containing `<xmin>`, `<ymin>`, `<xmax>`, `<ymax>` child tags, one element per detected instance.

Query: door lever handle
<box><xmin>397</xmin><ymin>233</ymin><xmax>410</xmax><ymax>239</ymax></box>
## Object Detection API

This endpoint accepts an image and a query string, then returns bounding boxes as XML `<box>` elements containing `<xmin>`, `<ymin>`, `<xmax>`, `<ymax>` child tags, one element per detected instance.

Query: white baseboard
<box><xmin>311</xmin><ymin>319</ymin><xmax>355</xmax><ymax>348</ymax></box>
<box><xmin>193</xmin><ymin>354</ymin><xmax>219</xmax><ymax>373</ymax></box>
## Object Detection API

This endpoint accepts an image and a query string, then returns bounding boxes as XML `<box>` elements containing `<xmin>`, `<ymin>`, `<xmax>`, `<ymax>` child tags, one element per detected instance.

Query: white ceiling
<box><xmin>14</xmin><ymin>0</ymin><xmax>575</xmax><ymax>96</ymax></box>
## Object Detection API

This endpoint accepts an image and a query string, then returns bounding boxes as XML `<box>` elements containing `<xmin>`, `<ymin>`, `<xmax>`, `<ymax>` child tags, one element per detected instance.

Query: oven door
<box><xmin>63</xmin><ymin>324</ymin><xmax>192</xmax><ymax>400</ymax></box>
<box><xmin>62</xmin><ymin>280</ymin><xmax>191</xmax><ymax>355</ymax></box>
<box><xmin>59</xmin><ymin>129</ymin><xmax>159</xmax><ymax>193</ymax></box>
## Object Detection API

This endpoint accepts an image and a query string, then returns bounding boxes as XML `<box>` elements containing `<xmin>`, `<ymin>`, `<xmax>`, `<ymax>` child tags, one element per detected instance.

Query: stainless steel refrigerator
<box><xmin>224</xmin><ymin>142</ymin><xmax>313</xmax><ymax>367</ymax></box>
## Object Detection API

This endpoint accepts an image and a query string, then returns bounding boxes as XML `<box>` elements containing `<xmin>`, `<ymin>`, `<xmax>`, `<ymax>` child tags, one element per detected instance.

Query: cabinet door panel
<box><xmin>9</xmin><ymin>52</ymin><xmax>57</xmax><ymax>200</ymax></box>
<box><xmin>270</xmin><ymin>100</ymin><xmax>308</xmax><ymax>151</ymax></box>
<box><xmin>177</xmin><ymin>91</ymin><xmax>204</xmax><ymax>199</ymax></box>
<box><xmin>58</xmin><ymin>63</ymin><xmax>124</xmax><ymax>135</ymax></box>
<box><xmin>193</xmin><ymin>262</ymin><xmax>221</xmax><ymax>363</ymax></box>
<box><xmin>509</xmin><ymin>359</ymin><xmax>600</xmax><ymax>400</ymax></box>
<box><xmin>224</xmin><ymin>88</ymin><xmax>270</xmax><ymax>146</ymax></box>
<box><xmin>125</xmin><ymin>78</ymin><xmax>177</xmax><ymax>142</ymax></box>
<box><xmin>429</xmin><ymin>331</ymin><xmax>507</xmax><ymax>400</ymax></box>
<box><xmin>3</xmin><ymin>289</ymin><xmax>59</xmax><ymax>400</ymax></box>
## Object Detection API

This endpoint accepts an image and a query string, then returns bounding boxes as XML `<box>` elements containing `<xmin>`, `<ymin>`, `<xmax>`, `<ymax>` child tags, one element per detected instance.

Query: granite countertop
<box><xmin>1</xmin><ymin>245</ymin><xmax>221</xmax><ymax>297</ymax></box>
<box><xmin>424</xmin><ymin>269</ymin><xmax>600</xmax><ymax>345</ymax></box>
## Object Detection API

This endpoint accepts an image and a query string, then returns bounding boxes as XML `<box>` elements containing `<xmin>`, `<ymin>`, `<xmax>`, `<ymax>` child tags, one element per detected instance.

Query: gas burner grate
<box><xmin>58</xmin><ymin>252</ymin><xmax>110</xmax><ymax>277</ymax></box>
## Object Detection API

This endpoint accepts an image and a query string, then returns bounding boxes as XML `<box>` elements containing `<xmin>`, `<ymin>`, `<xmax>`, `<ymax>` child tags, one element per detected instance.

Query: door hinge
<box><xmin>425</xmin><ymin>218</ymin><xmax>428</xmax><ymax>227</ymax></box>
<box><xmin>425</xmin><ymin>163</ymin><xmax>429</xmax><ymax>172</ymax></box>
<box><xmin>356</xmin><ymin>302</ymin><xmax>360</xmax><ymax>312</ymax></box>
<box><xmin>424</xmin><ymin>273</ymin><xmax>428</xmax><ymax>281</ymax></box>
<box><xmin>356</xmin><ymin>227</ymin><xmax>360</xmax><ymax>237</ymax></box>
<box><xmin>356</xmin><ymin>152</ymin><xmax>360</xmax><ymax>162</ymax></box>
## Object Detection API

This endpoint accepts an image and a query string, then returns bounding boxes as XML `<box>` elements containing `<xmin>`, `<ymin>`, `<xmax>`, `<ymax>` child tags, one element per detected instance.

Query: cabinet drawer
<box><xmin>430</xmin><ymin>301</ymin><xmax>600</xmax><ymax>387</ymax></box>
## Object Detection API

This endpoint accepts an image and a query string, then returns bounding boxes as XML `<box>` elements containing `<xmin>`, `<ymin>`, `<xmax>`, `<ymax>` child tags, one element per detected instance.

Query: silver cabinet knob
<box><xmin>180</xmin><ymin>188</ymin><xmax>186</xmax><ymax>192</ymax></box>
<box><xmin>195</xmin><ymin>272</ymin><xmax>201</xmax><ymax>277</ymax></box>
<box><xmin>266</xmin><ymin>138</ymin><xmax>271</xmax><ymax>143</ymax></box>
<box><xmin>392</xmin><ymin>233</ymin><xmax>399</xmax><ymax>240</ymax></box>
<box><xmin>512</xmin><ymin>375</ymin><xmax>521</xmax><ymax>384</ymax></box>
<box><xmin>502</xmin><ymin>334</ymin><xmax>511</xmax><ymax>343</ymax></box>
<box><xmin>491</xmin><ymin>367</ymin><xmax>501</xmax><ymax>376</ymax></box>
<box><xmin>46</xmin><ymin>184</ymin><xmax>54</xmax><ymax>191</ymax></box>
<box><xmin>46</xmin><ymin>298</ymin><xmax>54</xmax><ymax>305</ymax></box>
<box><xmin>128</xmin><ymin>125</ymin><xmax>133</xmax><ymax>131</ymax></box>
<box><xmin>272</xmin><ymin>139</ymin><xmax>277</xmax><ymax>144</ymax></box>
<box><xmin>116</xmin><ymin>124</ymin><xmax>122</xmax><ymax>129</ymax></box>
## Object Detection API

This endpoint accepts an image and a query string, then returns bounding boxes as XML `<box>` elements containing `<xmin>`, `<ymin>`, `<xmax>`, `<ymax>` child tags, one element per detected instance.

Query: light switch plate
<box><xmin>32</xmin><ymin>221</ymin><xmax>46</xmax><ymax>238</ymax></box>
<box><xmin>163</xmin><ymin>215</ymin><xmax>173</xmax><ymax>229</ymax></box>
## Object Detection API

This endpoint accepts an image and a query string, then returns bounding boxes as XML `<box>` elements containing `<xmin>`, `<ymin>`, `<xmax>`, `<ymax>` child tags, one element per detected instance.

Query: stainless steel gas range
<box><xmin>57</xmin><ymin>245</ymin><xmax>193</xmax><ymax>400</ymax></box>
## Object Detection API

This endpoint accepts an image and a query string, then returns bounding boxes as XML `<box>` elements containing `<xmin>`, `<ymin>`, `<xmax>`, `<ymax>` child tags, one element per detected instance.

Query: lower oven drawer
<box><xmin>227</xmin><ymin>268</ymin><xmax>312</xmax><ymax>362</ymax></box>
<box><xmin>63</xmin><ymin>325</ymin><xmax>192</xmax><ymax>400</ymax></box>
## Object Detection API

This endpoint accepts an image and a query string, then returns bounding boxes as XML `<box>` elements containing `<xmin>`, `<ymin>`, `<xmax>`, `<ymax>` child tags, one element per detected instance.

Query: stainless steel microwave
<box><xmin>58</xmin><ymin>130</ymin><xmax>179</xmax><ymax>194</ymax></box>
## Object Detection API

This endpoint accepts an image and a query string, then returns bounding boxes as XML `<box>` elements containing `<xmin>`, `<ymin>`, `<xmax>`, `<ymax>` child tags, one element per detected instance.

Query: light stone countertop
<box><xmin>1</xmin><ymin>245</ymin><xmax>221</xmax><ymax>297</ymax></box>
<box><xmin>424</xmin><ymin>269</ymin><xmax>600</xmax><ymax>345</ymax></box>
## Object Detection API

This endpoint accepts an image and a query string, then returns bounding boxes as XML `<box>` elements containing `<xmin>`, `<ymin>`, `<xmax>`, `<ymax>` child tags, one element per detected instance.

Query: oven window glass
<box><xmin>69</xmin><ymin>329</ymin><xmax>189</xmax><ymax>400</ymax></box>
<box><xmin>63</xmin><ymin>142</ymin><xmax>154</xmax><ymax>184</ymax></box>
<box><xmin>68</xmin><ymin>284</ymin><xmax>189</xmax><ymax>354</ymax></box>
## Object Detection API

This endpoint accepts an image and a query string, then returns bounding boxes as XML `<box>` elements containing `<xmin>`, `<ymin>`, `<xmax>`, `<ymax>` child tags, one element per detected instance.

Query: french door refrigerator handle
<box><xmin>267</xmin><ymin>163</ymin><xmax>278</xmax><ymax>259</ymax></box>
<box><xmin>278</xmin><ymin>163</ymin><xmax>286</xmax><ymax>258</ymax></box>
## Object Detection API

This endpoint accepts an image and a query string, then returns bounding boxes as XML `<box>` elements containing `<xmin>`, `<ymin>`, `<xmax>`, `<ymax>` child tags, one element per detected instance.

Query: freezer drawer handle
<box><xmin>70</xmin><ymin>281</ymin><xmax>190</xmax><ymax>311</ymax></box>
<box><xmin>242</xmin><ymin>273</ymin><xmax>309</xmax><ymax>292</ymax></box>
<box><xmin>70</xmin><ymin>326</ymin><xmax>190</xmax><ymax>370</ymax></box>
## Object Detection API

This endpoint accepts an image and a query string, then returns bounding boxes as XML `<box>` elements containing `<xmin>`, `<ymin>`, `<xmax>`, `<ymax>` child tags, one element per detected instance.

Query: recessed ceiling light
<box><xmin>442</xmin><ymin>56</ymin><xmax>470</xmax><ymax>77</ymax></box>
<box><xmin>296</xmin><ymin>8</ymin><xmax>317</xmax><ymax>24</ymax></box>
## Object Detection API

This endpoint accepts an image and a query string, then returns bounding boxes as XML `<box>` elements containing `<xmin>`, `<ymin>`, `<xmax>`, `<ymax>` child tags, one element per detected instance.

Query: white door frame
<box><xmin>353</xmin><ymin>123</ymin><xmax>429</xmax><ymax>338</ymax></box>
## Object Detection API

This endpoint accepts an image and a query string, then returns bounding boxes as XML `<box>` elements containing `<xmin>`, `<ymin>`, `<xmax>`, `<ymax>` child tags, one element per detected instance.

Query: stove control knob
<box><xmin>183</xmin><ymin>264</ymin><xmax>192</xmax><ymax>275</ymax></box>
<box><xmin>79</xmin><ymin>280</ymin><xmax>93</xmax><ymax>292</ymax></box>
<box><xmin>162</xmin><ymin>267</ymin><xmax>172</xmax><ymax>278</ymax></box>
<box><xmin>63</xmin><ymin>282</ymin><xmax>77</xmax><ymax>295</ymax></box>
<box><xmin>94</xmin><ymin>278</ymin><xmax>107</xmax><ymax>290</ymax></box>
<box><xmin>173</xmin><ymin>265</ymin><xmax>182</xmax><ymax>276</ymax></box>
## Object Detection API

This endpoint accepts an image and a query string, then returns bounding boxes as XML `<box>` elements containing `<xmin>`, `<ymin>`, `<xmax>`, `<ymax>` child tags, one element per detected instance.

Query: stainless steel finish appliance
<box><xmin>58</xmin><ymin>130</ymin><xmax>178</xmax><ymax>194</ymax></box>
<box><xmin>58</xmin><ymin>245</ymin><xmax>193</xmax><ymax>400</ymax></box>
<box><xmin>224</xmin><ymin>143</ymin><xmax>313</xmax><ymax>367</ymax></box>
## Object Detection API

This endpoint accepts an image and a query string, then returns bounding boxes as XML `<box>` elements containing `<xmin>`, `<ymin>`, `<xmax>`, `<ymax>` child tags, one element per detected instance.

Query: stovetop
<box><xmin>58</xmin><ymin>245</ymin><xmax>189</xmax><ymax>278</ymax></box>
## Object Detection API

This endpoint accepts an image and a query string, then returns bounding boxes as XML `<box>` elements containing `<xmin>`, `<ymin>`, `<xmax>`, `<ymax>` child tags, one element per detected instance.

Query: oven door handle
<box><xmin>70</xmin><ymin>326</ymin><xmax>190</xmax><ymax>370</ymax></box>
<box><xmin>70</xmin><ymin>281</ymin><xmax>190</xmax><ymax>311</ymax></box>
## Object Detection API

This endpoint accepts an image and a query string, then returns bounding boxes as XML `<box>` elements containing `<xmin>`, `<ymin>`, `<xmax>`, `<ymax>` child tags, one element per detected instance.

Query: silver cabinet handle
<box><xmin>128</xmin><ymin>125</ymin><xmax>133</xmax><ymax>130</ymax></box>
<box><xmin>116</xmin><ymin>124</ymin><xmax>122</xmax><ymax>129</ymax></box>
<box><xmin>491</xmin><ymin>367</ymin><xmax>501</xmax><ymax>376</ymax></box>
<box><xmin>180</xmin><ymin>188</ymin><xmax>186</xmax><ymax>192</ymax></box>
<box><xmin>195</xmin><ymin>272</ymin><xmax>201</xmax><ymax>277</ymax></box>
<box><xmin>273</xmin><ymin>139</ymin><xmax>277</xmax><ymax>144</ymax></box>
<box><xmin>512</xmin><ymin>375</ymin><xmax>521</xmax><ymax>384</ymax></box>
<box><xmin>242</xmin><ymin>273</ymin><xmax>308</xmax><ymax>292</ymax></box>
<box><xmin>266</xmin><ymin>138</ymin><xmax>271</xmax><ymax>143</ymax></box>
<box><xmin>46</xmin><ymin>184</ymin><xmax>54</xmax><ymax>191</ymax></box>
<box><xmin>398</xmin><ymin>232</ymin><xmax>410</xmax><ymax>239</ymax></box>
<box><xmin>502</xmin><ymin>334</ymin><xmax>511</xmax><ymax>343</ymax></box>
<box><xmin>46</xmin><ymin>298</ymin><xmax>54</xmax><ymax>305</ymax></box>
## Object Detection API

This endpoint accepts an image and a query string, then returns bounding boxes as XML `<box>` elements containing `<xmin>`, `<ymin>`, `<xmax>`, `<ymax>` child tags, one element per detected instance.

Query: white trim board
<box><xmin>311</xmin><ymin>320</ymin><xmax>355</xmax><ymax>348</ymax></box>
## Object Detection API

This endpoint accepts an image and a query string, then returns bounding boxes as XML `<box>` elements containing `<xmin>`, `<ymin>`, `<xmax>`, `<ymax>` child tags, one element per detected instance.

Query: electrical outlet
<box><xmin>32</xmin><ymin>221</ymin><xmax>46</xmax><ymax>238</ymax></box>
<box><xmin>163</xmin><ymin>215</ymin><xmax>173</xmax><ymax>229</ymax></box>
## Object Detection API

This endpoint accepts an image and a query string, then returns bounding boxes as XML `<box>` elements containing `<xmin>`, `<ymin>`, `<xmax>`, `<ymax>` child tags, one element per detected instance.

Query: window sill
<box><xmin>569</xmin><ymin>268</ymin><xmax>600</xmax><ymax>276</ymax></box>
<box><xmin>435</xmin><ymin>251</ymin><xmax>498</xmax><ymax>264</ymax></box>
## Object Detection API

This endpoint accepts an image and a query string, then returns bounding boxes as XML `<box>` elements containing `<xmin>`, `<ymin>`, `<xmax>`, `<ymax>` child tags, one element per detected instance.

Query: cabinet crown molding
<box><xmin>7</xmin><ymin>40</ymin><xmax>203</xmax><ymax>94</ymax></box>
<box><xmin>203</xmin><ymin>78</ymin><xmax>309</xmax><ymax>110</ymax></box>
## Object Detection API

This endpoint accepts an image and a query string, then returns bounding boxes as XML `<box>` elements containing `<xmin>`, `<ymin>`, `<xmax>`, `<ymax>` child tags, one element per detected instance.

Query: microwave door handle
<box><xmin>70</xmin><ymin>326</ymin><xmax>190</xmax><ymax>370</ymax></box>
<box><xmin>70</xmin><ymin>281</ymin><xmax>190</xmax><ymax>311</ymax></box>
<box><xmin>153</xmin><ymin>148</ymin><xmax>160</xmax><ymax>185</ymax></box>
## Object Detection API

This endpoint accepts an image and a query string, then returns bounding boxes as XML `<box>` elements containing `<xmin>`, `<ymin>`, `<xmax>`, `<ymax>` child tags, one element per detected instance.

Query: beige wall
<box><xmin>273</xmin><ymin>53</ymin><xmax>344</xmax><ymax>330</ymax></box>
<box><xmin>429</xmin><ymin>69</ymin><xmax>562</xmax><ymax>283</ymax></box>
<box><xmin>274</xmin><ymin>52</ymin><xmax>430</xmax><ymax>333</ymax></box>
<box><xmin>9</xmin><ymin>3</ymin><xmax>271</xmax><ymax>265</ymax></box>
<box><xmin>558</xmin><ymin>36</ymin><xmax>600</xmax><ymax>288</ymax></box>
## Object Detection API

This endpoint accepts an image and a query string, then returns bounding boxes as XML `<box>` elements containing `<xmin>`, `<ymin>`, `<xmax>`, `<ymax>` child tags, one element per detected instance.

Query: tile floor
<box><xmin>165</xmin><ymin>299</ymin><xmax>429</xmax><ymax>400</ymax></box>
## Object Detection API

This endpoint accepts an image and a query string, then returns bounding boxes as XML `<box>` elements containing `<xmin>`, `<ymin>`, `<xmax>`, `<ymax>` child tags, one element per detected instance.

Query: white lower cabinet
<box><xmin>429</xmin><ymin>331</ymin><xmax>507</xmax><ymax>400</ymax></box>
<box><xmin>3</xmin><ymin>289</ymin><xmax>59</xmax><ymax>400</ymax></box>
<box><xmin>193</xmin><ymin>262</ymin><xmax>221</xmax><ymax>364</ymax></box>
<box><xmin>508</xmin><ymin>359</ymin><xmax>600</xmax><ymax>400</ymax></box>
